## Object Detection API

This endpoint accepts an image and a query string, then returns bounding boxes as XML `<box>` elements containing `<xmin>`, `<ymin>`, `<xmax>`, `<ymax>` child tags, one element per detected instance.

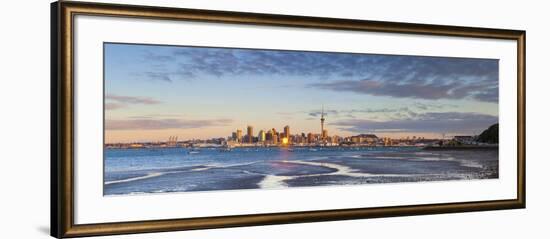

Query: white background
<box><xmin>0</xmin><ymin>0</ymin><xmax>547</xmax><ymax>238</ymax></box>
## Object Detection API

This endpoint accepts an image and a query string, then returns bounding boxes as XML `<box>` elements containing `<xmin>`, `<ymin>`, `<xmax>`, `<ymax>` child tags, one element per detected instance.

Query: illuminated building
<box><xmin>266</xmin><ymin>130</ymin><xmax>273</xmax><ymax>142</ymax></box>
<box><xmin>332</xmin><ymin>135</ymin><xmax>341</xmax><ymax>144</ymax></box>
<box><xmin>271</xmin><ymin>128</ymin><xmax>278</xmax><ymax>144</ymax></box>
<box><xmin>281</xmin><ymin>137</ymin><xmax>289</xmax><ymax>145</ymax></box>
<box><xmin>383</xmin><ymin>137</ymin><xmax>392</xmax><ymax>146</ymax></box>
<box><xmin>247</xmin><ymin>125</ymin><xmax>253</xmax><ymax>143</ymax></box>
<box><xmin>322</xmin><ymin>129</ymin><xmax>328</xmax><ymax>139</ymax></box>
<box><xmin>284</xmin><ymin>125</ymin><xmax>290</xmax><ymax>142</ymax></box>
<box><xmin>307</xmin><ymin>133</ymin><xmax>314</xmax><ymax>144</ymax></box>
<box><xmin>258</xmin><ymin>130</ymin><xmax>266</xmax><ymax>142</ymax></box>
<box><xmin>236</xmin><ymin>129</ymin><xmax>242</xmax><ymax>143</ymax></box>
<box><xmin>293</xmin><ymin>134</ymin><xmax>303</xmax><ymax>144</ymax></box>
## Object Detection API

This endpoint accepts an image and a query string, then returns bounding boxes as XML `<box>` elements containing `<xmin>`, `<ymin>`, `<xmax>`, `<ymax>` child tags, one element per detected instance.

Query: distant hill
<box><xmin>477</xmin><ymin>123</ymin><xmax>498</xmax><ymax>144</ymax></box>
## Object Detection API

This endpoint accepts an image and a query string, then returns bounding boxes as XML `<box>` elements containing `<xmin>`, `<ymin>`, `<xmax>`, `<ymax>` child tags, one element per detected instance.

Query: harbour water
<box><xmin>104</xmin><ymin>147</ymin><xmax>498</xmax><ymax>195</ymax></box>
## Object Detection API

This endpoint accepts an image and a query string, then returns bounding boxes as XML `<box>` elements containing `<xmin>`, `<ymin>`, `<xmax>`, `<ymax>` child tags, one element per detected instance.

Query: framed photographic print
<box><xmin>51</xmin><ymin>1</ymin><xmax>526</xmax><ymax>238</ymax></box>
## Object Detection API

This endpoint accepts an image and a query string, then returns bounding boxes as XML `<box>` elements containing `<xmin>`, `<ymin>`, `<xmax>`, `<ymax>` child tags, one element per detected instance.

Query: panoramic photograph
<box><xmin>103</xmin><ymin>43</ymin><xmax>499</xmax><ymax>196</ymax></box>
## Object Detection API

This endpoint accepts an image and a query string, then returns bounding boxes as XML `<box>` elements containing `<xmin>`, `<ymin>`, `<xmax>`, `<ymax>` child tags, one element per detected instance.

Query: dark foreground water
<box><xmin>104</xmin><ymin>147</ymin><xmax>498</xmax><ymax>195</ymax></box>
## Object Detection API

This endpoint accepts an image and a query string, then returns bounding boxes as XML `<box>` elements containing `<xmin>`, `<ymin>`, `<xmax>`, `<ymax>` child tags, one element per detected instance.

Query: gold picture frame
<box><xmin>51</xmin><ymin>1</ymin><xmax>526</xmax><ymax>238</ymax></box>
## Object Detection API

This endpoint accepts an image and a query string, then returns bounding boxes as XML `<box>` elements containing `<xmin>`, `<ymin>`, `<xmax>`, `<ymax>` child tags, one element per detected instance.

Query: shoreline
<box><xmin>105</xmin><ymin>144</ymin><xmax>499</xmax><ymax>150</ymax></box>
<box><xmin>422</xmin><ymin>145</ymin><xmax>499</xmax><ymax>151</ymax></box>
<box><xmin>105</xmin><ymin>145</ymin><xmax>425</xmax><ymax>150</ymax></box>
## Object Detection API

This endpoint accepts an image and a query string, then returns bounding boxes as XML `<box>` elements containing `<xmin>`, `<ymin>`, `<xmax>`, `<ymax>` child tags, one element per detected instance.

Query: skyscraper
<box><xmin>236</xmin><ymin>129</ymin><xmax>242</xmax><ymax>143</ymax></box>
<box><xmin>307</xmin><ymin>133</ymin><xmax>314</xmax><ymax>144</ymax></box>
<box><xmin>258</xmin><ymin>130</ymin><xmax>266</xmax><ymax>142</ymax></box>
<box><xmin>266</xmin><ymin>130</ymin><xmax>273</xmax><ymax>142</ymax></box>
<box><xmin>247</xmin><ymin>125</ymin><xmax>254</xmax><ymax>143</ymax></box>
<box><xmin>284</xmin><ymin>125</ymin><xmax>290</xmax><ymax>139</ymax></box>
<box><xmin>271</xmin><ymin>128</ymin><xmax>278</xmax><ymax>144</ymax></box>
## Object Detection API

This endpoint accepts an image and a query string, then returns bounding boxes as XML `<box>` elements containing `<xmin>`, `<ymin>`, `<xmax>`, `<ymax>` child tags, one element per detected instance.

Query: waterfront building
<box><xmin>331</xmin><ymin>135</ymin><xmax>341</xmax><ymax>144</ymax></box>
<box><xmin>236</xmin><ymin>129</ymin><xmax>242</xmax><ymax>143</ymax></box>
<box><xmin>258</xmin><ymin>130</ymin><xmax>266</xmax><ymax>142</ymax></box>
<box><xmin>247</xmin><ymin>125</ymin><xmax>254</xmax><ymax>143</ymax></box>
<box><xmin>307</xmin><ymin>133</ymin><xmax>314</xmax><ymax>144</ymax></box>
<box><xmin>271</xmin><ymin>128</ymin><xmax>278</xmax><ymax>144</ymax></box>
<box><xmin>266</xmin><ymin>130</ymin><xmax>273</xmax><ymax>142</ymax></box>
<box><xmin>273</xmin><ymin>133</ymin><xmax>279</xmax><ymax>144</ymax></box>
<box><xmin>351</xmin><ymin>134</ymin><xmax>378</xmax><ymax>144</ymax></box>
<box><xmin>294</xmin><ymin>134</ymin><xmax>306</xmax><ymax>144</ymax></box>
<box><xmin>322</xmin><ymin>129</ymin><xmax>328</xmax><ymax>140</ymax></box>
<box><xmin>284</xmin><ymin>125</ymin><xmax>290</xmax><ymax>141</ymax></box>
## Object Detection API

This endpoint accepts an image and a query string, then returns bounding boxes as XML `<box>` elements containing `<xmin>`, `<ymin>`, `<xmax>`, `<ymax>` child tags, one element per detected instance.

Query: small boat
<box><xmin>188</xmin><ymin>149</ymin><xmax>200</xmax><ymax>154</ymax></box>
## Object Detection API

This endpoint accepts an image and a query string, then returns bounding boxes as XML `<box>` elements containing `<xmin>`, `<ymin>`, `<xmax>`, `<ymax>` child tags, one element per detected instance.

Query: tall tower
<box><xmin>320</xmin><ymin>105</ymin><xmax>326</xmax><ymax>140</ymax></box>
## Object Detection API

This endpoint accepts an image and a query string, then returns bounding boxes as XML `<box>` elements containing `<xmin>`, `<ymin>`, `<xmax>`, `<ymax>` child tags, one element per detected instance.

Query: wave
<box><xmin>190</xmin><ymin>166</ymin><xmax>215</xmax><ymax>172</ymax></box>
<box><xmin>458</xmin><ymin>160</ymin><xmax>483</xmax><ymax>169</ymax></box>
<box><xmin>410</xmin><ymin>156</ymin><xmax>483</xmax><ymax>169</ymax></box>
<box><xmin>257</xmin><ymin>175</ymin><xmax>292</xmax><ymax>188</ymax></box>
<box><xmin>288</xmin><ymin>160</ymin><xmax>373</xmax><ymax>178</ymax></box>
<box><xmin>257</xmin><ymin>160</ymin><xmax>414</xmax><ymax>189</ymax></box>
<box><xmin>105</xmin><ymin>172</ymin><xmax>165</xmax><ymax>185</ymax></box>
<box><xmin>106</xmin><ymin>161</ymin><xmax>263</xmax><ymax>186</ymax></box>
<box><xmin>191</xmin><ymin>161</ymin><xmax>261</xmax><ymax>171</ymax></box>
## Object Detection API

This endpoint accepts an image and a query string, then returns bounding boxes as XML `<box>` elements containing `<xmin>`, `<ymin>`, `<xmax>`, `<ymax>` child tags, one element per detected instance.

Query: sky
<box><xmin>104</xmin><ymin>43</ymin><xmax>499</xmax><ymax>143</ymax></box>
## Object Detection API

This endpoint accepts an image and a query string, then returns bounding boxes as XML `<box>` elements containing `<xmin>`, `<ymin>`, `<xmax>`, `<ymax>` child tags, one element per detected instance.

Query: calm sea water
<box><xmin>104</xmin><ymin>147</ymin><xmax>498</xmax><ymax>195</ymax></box>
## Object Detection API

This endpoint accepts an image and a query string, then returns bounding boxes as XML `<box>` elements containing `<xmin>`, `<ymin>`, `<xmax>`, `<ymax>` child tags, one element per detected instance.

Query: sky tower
<box><xmin>320</xmin><ymin>105</ymin><xmax>326</xmax><ymax>139</ymax></box>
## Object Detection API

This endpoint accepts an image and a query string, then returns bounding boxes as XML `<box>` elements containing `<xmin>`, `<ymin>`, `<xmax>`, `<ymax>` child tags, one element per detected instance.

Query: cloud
<box><xmin>143</xmin><ymin>51</ymin><xmax>175</xmax><ymax>62</ymax></box>
<box><xmin>143</xmin><ymin>72</ymin><xmax>172</xmax><ymax>82</ymax></box>
<box><xmin>303</xmin><ymin>103</ymin><xmax>461</xmax><ymax>121</ymax></box>
<box><xmin>350</xmin><ymin>107</ymin><xmax>410</xmax><ymax>114</ymax></box>
<box><xmin>127</xmin><ymin>114</ymin><xmax>184</xmax><ymax>119</ymax></box>
<box><xmin>142</xmin><ymin>70</ymin><xmax>197</xmax><ymax>82</ymax></box>
<box><xmin>105</xmin><ymin>94</ymin><xmax>161</xmax><ymax>110</ymax></box>
<box><xmin>170</xmin><ymin>48</ymin><xmax>387</xmax><ymax>78</ymax></box>
<box><xmin>128</xmin><ymin>44</ymin><xmax>498</xmax><ymax>102</ymax></box>
<box><xmin>105</xmin><ymin>102</ymin><xmax>125</xmax><ymax>110</ymax></box>
<box><xmin>106</xmin><ymin>94</ymin><xmax>161</xmax><ymax>105</ymax></box>
<box><xmin>106</xmin><ymin>118</ymin><xmax>233</xmax><ymax>130</ymax></box>
<box><xmin>310</xmin><ymin>77</ymin><xmax>497</xmax><ymax>102</ymax></box>
<box><xmin>412</xmin><ymin>102</ymin><xmax>457</xmax><ymax>110</ymax></box>
<box><xmin>175</xmin><ymin>48</ymin><xmax>498</xmax><ymax>103</ymax></box>
<box><xmin>331</xmin><ymin>112</ymin><xmax>497</xmax><ymax>134</ymax></box>
<box><xmin>308</xmin><ymin>106</ymin><xmax>416</xmax><ymax>119</ymax></box>
<box><xmin>308</xmin><ymin>109</ymin><xmax>339</xmax><ymax>117</ymax></box>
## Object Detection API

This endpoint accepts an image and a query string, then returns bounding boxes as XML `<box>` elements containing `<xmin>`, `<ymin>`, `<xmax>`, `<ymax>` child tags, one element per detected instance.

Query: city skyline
<box><xmin>105</xmin><ymin>43</ymin><xmax>498</xmax><ymax>143</ymax></box>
